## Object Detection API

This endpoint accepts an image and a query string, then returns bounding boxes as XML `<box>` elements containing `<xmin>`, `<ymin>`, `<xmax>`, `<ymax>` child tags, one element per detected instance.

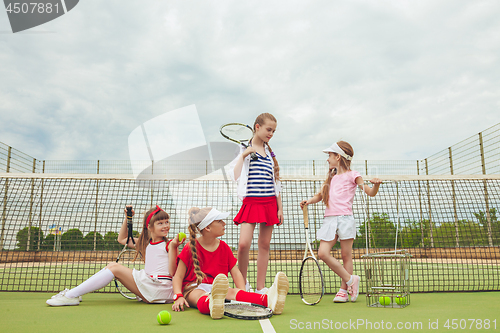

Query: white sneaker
<box><xmin>209</xmin><ymin>274</ymin><xmax>229</xmax><ymax>319</ymax></box>
<box><xmin>255</xmin><ymin>287</ymin><xmax>269</xmax><ymax>295</ymax></box>
<box><xmin>245</xmin><ymin>280</ymin><xmax>254</xmax><ymax>293</ymax></box>
<box><xmin>267</xmin><ymin>272</ymin><xmax>289</xmax><ymax>315</ymax></box>
<box><xmin>50</xmin><ymin>289</ymin><xmax>82</xmax><ymax>302</ymax></box>
<box><xmin>46</xmin><ymin>289</ymin><xmax>80</xmax><ymax>306</ymax></box>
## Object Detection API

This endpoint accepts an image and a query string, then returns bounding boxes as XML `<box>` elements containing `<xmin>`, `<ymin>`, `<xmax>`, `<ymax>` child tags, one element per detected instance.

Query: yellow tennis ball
<box><xmin>379</xmin><ymin>296</ymin><xmax>391</xmax><ymax>306</ymax></box>
<box><xmin>178</xmin><ymin>232</ymin><xmax>186</xmax><ymax>242</ymax></box>
<box><xmin>395</xmin><ymin>295</ymin><xmax>407</xmax><ymax>305</ymax></box>
<box><xmin>157</xmin><ymin>310</ymin><xmax>171</xmax><ymax>325</ymax></box>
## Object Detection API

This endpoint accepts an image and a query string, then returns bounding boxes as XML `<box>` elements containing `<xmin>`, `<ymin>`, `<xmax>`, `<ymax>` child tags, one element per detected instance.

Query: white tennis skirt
<box><xmin>132</xmin><ymin>269</ymin><xmax>174</xmax><ymax>303</ymax></box>
<box><xmin>316</xmin><ymin>215</ymin><xmax>356</xmax><ymax>241</ymax></box>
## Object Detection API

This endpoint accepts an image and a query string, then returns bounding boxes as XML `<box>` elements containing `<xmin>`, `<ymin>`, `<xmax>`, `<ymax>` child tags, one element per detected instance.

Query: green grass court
<box><xmin>2</xmin><ymin>260</ymin><xmax>498</xmax><ymax>293</ymax></box>
<box><xmin>1</xmin><ymin>292</ymin><xmax>499</xmax><ymax>333</ymax></box>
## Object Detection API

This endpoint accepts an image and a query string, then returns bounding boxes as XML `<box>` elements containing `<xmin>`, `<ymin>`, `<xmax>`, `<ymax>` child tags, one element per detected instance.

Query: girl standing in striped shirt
<box><xmin>228</xmin><ymin>113</ymin><xmax>282</xmax><ymax>294</ymax></box>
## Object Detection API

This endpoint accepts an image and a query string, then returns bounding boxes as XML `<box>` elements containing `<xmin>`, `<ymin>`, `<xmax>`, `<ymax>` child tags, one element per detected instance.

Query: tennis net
<box><xmin>1</xmin><ymin>173</ymin><xmax>499</xmax><ymax>294</ymax></box>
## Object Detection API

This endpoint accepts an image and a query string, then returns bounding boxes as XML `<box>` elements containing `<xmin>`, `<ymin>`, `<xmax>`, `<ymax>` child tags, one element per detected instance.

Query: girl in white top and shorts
<box><xmin>46</xmin><ymin>205</ymin><xmax>185</xmax><ymax>306</ymax></box>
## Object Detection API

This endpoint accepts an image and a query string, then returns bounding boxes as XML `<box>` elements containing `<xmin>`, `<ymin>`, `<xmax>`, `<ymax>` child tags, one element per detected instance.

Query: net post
<box><xmin>479</xmin><ymin>132</ymin><xmax>494</xmax><ymax>246</ymax></box>
<box><xmin>425</xmin><ymin>158</ymin><xmax>435</xmax><ymax>247</ymax></box>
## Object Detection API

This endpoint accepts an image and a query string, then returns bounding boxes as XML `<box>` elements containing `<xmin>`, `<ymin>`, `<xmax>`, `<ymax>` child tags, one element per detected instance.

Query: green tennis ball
<box><xmin>395</xmin><ymin>295</ymin><xmax>407</xmax><ymax>305</ymax></box>
<box><xmin>379</xmin><ymin>296</ymin><xmax>391</xmax><ymax>306</ymax></box>
<box><xmin>157</xmin><ymin>310</ymin><xmax>171</xmax><ymax>325</ymax></box>
<box><xmin>178</xmin><ymin>232</ymin><xmax>186</xmax><ymax>242</ymax></box>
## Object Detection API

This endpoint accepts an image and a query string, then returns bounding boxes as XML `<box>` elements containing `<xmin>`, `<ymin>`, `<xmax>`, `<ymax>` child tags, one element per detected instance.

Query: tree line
<box><xmin>14</xmin><ymin>228</ymin><xmax>139</xmax><ymax>251</ymax></box>
<box><xmin>13</xmin><ymin>208</ymin><xmax>498</xmax><ymax>251</ymax></box>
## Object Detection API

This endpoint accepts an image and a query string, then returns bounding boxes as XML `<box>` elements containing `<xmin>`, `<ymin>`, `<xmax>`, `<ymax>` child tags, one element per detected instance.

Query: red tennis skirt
<box><xmin>233</xmin><ymin>196</ymin><xmax>280</xmax><ymax>226</ymax></box>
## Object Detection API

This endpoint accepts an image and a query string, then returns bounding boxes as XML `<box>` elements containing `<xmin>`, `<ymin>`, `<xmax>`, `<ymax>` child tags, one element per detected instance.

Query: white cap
<box><xmin>323</xmin><ymin>142</ymin><xmax>353</xmax><ymax>161</ymax></box>
<box><xmin>195</xmin><ymin>208</ymin><xmax>230</xmax><ymax>231</ymax></box>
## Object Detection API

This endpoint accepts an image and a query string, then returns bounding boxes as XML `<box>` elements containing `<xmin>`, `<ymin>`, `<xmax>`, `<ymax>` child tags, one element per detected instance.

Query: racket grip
<box><xmin>303</xmin><ymin>206</ymin><xmax>309</xmax><ymax>228</ymax></box>
<box><xmin>250</xmin><ymin>152</ymin><xmax>258</xmax><ymax>160</ymax></box>
<box><xmin>126</xmin><ymin>206</ymin><xmax>133</xmax><ymax>224</ymax></box>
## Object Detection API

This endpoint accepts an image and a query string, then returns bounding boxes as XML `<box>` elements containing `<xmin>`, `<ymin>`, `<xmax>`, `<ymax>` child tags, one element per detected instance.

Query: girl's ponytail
<box><xmin>265</xmin><ymin>142</ymin><xmax>280</xmax><ymax>181</ymax></box>
<box><xmin>183</xmin><ymin>207</ymin><xmax>206</xmax><ymax>296</ymax></box>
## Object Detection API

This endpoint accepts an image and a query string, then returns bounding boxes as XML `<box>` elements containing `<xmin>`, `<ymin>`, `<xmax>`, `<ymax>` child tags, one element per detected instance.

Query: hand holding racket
<box><xmin>115</xmin><ymin>205</ymin><xmax>142</xmax><ymax>300</ymax></box>
<box><xmin>299</xmin><ymin>205</ymin><xmax>324</xmax><ymax>305</ymax></box>
<box><xmin>220</xmin><ymin>123</ymin><xmax>258</xmax><ymax>160</ymax></box>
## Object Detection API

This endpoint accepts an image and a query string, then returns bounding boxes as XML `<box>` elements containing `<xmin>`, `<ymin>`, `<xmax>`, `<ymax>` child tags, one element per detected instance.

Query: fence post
<box><xmin>6</xmin><ymin>146</ymin><xmax>11</xmax><ymax>173</ymax></box>
<box><xmin>27</xmin><ymin>159</ymin><xmax>37</xmax><ymax>251</ymax></box>
<box><xmin>449</xmin><ymin>147</ymin><xmax>459</xmax><ymax>247</ymax></box>
<box><xmin>94</xmin><ymin>160</ymin><xmax>100</xmax><ymax>251</ymax></box>
<box><xmin>417</xmin><ymin>160</ymin><xmax>425</xmax><ymax>246</ymax></box>
<box><xmin>0</xmin><ymin>148</ymin><xmax>10</xmax><ymax>249</ymax></box>
<box><xmin>425</xmin><ymin>158</ymin><xmax>435</xmax><ymax>247</ymax></box>
<box><xmin>479</xmin><ymin>132</ymin><xmax>493</xmax><ymax>246</ymax></box>
<box><xmin>39</xmin><ymin>169</ymin><xmax>44</xmax><ymax>251</ymax></box>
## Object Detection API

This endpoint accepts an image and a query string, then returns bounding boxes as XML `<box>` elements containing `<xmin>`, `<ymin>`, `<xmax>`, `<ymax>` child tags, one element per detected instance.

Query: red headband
<box><xmin>146</xmin><ymin>205</ymin><xmax>163</xmax><ymax>228</ymax></box>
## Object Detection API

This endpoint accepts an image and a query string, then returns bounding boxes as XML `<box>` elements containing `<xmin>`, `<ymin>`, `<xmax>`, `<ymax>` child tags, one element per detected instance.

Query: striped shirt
<box><xmin>246</xmin><ymin>153</ymin><xmax>275</xmax><ymax>197</ymax></box>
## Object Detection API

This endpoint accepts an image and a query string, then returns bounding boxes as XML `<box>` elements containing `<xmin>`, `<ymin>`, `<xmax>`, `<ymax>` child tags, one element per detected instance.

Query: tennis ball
<box><xmin>178</xmin><ymin>232</ymin><xmax>186</xmax><ymax>242</ymax></box>
<box><xmin>395</xmin><ymin>295</ymin><xmax>407</xmax><ymax>305</ymax></box>
<box><xmin>379</xmin><ymin>296</ymin><xmax>391</xmax><ymax>306</ymax></box>
<box><xmin>157</xmin><ymin>310</ymin><xmax>171</xmax><ymax>325</ymax></box>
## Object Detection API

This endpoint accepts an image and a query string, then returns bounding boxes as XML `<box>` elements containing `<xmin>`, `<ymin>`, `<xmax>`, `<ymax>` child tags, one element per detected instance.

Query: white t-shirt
<box><xmin>144</xmin><ymin>239</ymin><xmax>172</xmax><ymax>278</ymax></box>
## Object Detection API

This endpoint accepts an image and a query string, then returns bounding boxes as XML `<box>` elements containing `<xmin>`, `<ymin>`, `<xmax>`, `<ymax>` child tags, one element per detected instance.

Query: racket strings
<box><xmin>300</xmin><ymin>258</ymin><xmax>323</xmax><ymax>304</ymax></box>
<box><xmin>220</xmin><ymin>125</ymin><xmax>253</xmax><ymax>142</ymax></box>
<box><xmin>224</xmin><ymin>303</ymin><xmax>272</xmax><ymax>319</ymax></box>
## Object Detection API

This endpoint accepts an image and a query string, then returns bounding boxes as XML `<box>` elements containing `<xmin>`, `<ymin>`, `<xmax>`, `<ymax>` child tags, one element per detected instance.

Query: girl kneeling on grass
<box><xmin>46</xmin><ymin>205</ymin><xmax>184</xmax><ymax>306</ymax></box>
<box><xmin>172</xmin><ymin>207</ymin><xmax>289</xmax><ymax>319</ymax></box>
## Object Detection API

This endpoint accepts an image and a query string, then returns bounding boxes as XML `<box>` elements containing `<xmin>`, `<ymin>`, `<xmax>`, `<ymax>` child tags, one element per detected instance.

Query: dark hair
<box><xmin>134</xmin><ymin>206</ymin><xmax>170</xmax><ymax>261</ymax></box>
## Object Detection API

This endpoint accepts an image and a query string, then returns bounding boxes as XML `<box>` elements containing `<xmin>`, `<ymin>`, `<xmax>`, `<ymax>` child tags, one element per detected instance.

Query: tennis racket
<box><xmin>299</xmin><ymin>205</ymin><xmax>325</xmax><ymax>305</ymax></box>
<box><xmin>220</xmin><ymin>123</ymin><xmax>258</xmax><ymax>160</ymax></box>
<box><xmin>224</xmin><ymin>302</ymin><xmax>273</xmax><ymax>320</ymax></box>
<box><xmin>115</xmin><ymin>206</ymin><xmax>144</xmax><ymax>300</ymax></box>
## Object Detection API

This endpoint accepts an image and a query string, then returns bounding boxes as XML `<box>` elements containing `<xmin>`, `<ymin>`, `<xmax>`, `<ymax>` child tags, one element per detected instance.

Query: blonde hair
<box><xmin>253</xmin><ymin>113</ymin><xmax>280</xmax><ymax>181</ymax></box>
<box><xmin>321</xmin><ymin>141</ymin><xmax>354</xmax><ymax>207</ymax></box>
<box><xmin>182</xmin><ymin>207</ymin><xmax>210</xmax><ymax>295</ymax></box>
<box><xmin>134</xmin><ymin>206</ymin><xmax>170</xmax><ymax>261</ymax></box>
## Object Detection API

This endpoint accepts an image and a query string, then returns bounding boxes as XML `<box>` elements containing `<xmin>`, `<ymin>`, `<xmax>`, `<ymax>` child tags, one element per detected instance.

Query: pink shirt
<box><xmin>324</xmin><ymin>170</ymin><xmax>361</xmax><ymax>216</ymax></box>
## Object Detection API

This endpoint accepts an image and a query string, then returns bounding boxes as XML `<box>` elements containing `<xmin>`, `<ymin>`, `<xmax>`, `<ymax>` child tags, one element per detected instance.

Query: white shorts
<box><xmin>132</xmin><ymin>269</ymin><xmax>174</xmax><ymax>303</ymax></box>
<box><xmin>186</xmin><ymin>282</ymin><xmax>212</xmax><ymax>294</ymax></box>
<box><xmin>316</xmin><ymin>215</ymin><xmax>356</xmax><ymax>241</ymax></box>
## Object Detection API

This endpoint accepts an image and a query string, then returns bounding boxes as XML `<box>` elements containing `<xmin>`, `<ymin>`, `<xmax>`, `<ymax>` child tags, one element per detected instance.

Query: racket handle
<box><xmin>303</xmin><ymin>205</ymin><xmax>309</xmax><ymax>229</ymax></box>
<box><xmin>241</xmin><ymin>142</ymin><xmax>258</xmax><ymax>160</ymax></box>
<box><xmin>126</xmin><ymin>206</ymin><xmax>133</xmax><ymax>225</ymax></box>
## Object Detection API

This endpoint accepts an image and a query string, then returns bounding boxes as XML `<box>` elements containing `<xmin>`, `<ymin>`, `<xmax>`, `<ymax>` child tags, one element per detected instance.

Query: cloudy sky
<box><xmin>0</xmin><ymin>0</ymin><xmax>499</xmax><ymax>164</ymax></box>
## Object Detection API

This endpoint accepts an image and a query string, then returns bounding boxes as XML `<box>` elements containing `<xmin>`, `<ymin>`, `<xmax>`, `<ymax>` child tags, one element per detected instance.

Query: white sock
<box><xmin>346</xmin><ymin>275</ymin><xmax>354</xmax><ymax>287</ymax></box>
<box><xmin>66</xmin><ymin>268</ymin><xmax>115</xmax><ymax>298</ymax></box>
<box><xmin>339</xmin><ymin>288</ymin><xmax>348</xmax><ymax>294</ymax></box>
